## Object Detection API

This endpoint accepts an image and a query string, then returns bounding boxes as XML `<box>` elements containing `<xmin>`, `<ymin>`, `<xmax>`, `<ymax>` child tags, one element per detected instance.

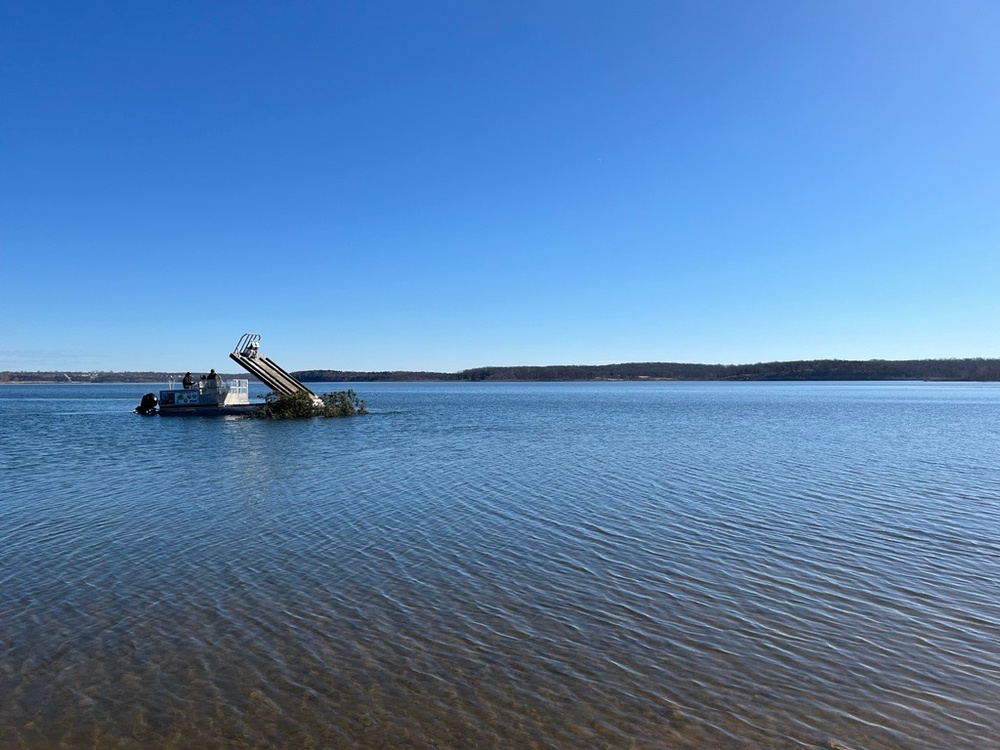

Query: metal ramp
<box><xmin>229</xmin><ymin>333</ymin><xmax>323</xmax><ymax>406</ymax></box>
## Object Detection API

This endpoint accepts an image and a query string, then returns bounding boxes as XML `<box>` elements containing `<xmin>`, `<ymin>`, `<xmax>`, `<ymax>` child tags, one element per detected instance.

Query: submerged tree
<box><xmin>319</xmin><ymin>390</ymin><xmax>367</xmax><ymax>416</ymax></box>
<box><xmin>254</xmin><ymin>390</ymin><xmax>368</xmax><ymax>419</ymax></box>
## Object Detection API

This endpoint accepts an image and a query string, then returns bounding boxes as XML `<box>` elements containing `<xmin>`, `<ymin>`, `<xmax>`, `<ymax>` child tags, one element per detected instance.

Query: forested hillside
<box><xmin>6</xmin><ymin>358</ymin><xmax>1000</xmax><ymax>384</ymax></box>
<box><xmin>298</xmin><ymin>358</ymin><xmax>1000</xmax><ymax>382</ymax></box>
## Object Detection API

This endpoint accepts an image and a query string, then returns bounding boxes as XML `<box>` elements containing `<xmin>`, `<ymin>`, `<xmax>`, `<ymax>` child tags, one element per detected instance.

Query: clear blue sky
<box><xmin>3</xmin><ymin>1</ymin><xmax>999</xmax><ymax>373</ymax></box>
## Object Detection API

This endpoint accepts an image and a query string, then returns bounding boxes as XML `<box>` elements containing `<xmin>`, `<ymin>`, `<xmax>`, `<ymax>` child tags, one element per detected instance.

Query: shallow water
<box><xmin>1</xmin><ymin>381</ymin><xmax>998</xmax><ymax>749</ymax></box>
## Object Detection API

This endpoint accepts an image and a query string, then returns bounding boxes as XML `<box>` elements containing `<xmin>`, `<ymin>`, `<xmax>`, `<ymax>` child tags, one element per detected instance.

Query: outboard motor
<box><xmin>134</xmin><ymin>393</ymin><xmax>158</xmax><ymax>415</ymax></box>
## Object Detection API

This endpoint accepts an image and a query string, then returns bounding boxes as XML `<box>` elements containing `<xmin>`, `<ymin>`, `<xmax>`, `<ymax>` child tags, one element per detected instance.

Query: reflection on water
<box><xmin>1</xmin><ymin>382</ymin><xmax>999</xmax><ymax>748</ymax></box>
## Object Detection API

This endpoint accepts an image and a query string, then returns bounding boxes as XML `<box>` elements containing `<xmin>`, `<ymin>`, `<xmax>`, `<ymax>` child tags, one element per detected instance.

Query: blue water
<box><xmin>1</xmin><ymin>381</ymin><xmax>999</xmax><ymax>749</ymax></box>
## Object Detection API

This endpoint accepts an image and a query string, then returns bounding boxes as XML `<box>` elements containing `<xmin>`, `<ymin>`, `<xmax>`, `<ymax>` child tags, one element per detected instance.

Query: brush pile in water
<box><xmin>254</xmin><ymin>390</ymin><xmax>368</xmax><ymax>419</ymax></box>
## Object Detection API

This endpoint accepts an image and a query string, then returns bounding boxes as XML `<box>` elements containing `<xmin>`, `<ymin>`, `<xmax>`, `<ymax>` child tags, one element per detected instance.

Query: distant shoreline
<box><xmin>4</xmin><ymin>357</ymin><xmax>1000</xmax><ymax>383</ymax></box>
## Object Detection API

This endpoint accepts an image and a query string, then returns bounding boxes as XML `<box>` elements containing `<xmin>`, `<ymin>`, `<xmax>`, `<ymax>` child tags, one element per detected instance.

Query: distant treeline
<box><xmin>0</xmin><ymin>371</ymin><xmax>244</xmax><ymax>384</ymax></box>
<box><xmin>299</xmin><ymin>358</ymin><xmax>1000</xmax><ymax>382</ymax></box>
<box><xmin>6</xmin><ymin>358</ymin><xmax>1000</xmax><ymax>384</ymax></box>
<box><xmin>294</xmin><ymin>369</ymin><xmax>454</xmax><ymax>382</ymax></box>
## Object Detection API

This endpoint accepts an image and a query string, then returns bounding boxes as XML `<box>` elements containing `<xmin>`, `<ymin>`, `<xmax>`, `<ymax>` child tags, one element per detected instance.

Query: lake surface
<box><xmin>1</xmin><ymin>381</ymin><xmax>998</xmax><ymax>749</ymax></box>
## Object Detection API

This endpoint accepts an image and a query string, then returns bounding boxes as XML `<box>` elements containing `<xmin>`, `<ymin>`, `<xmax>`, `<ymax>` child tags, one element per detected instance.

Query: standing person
<box><xmin>207</xmin><ymin>369</ymin><xmax>217</xmax><ymax>381</ymax></box>
<box><xmin>182</xmin><ymin>372</ymin><xmax>194</xmax><ymax>388</ymax></box>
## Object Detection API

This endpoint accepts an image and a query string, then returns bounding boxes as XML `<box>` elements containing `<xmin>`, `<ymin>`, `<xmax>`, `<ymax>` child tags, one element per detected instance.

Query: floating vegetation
<box><xmin>319</xmin><ymin>390</ymin><xmax>368</xmax><ymax>417</ymax></box>
<box><xmin>254</xmin><ymin>390</ymin><xmax>368</xmax><ymax>419</ymax></box>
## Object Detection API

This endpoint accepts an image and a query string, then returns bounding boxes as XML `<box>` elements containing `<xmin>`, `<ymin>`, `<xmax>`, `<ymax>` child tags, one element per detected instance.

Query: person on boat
<box><xmin>182</xmin><ymin>372</ymin><xmax>194</xmax><ymax>389</ymax></box>
<box><xmin>207</xmin><ymin>369</ymin><xmax>218</xmax><ymax>380</ymax></box>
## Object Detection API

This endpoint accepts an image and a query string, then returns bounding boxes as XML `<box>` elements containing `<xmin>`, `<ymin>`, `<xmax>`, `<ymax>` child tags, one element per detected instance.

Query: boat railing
<box><xmin>225</xmin><ymin>379</ymin><xmax>249</xmax><ymax>398</ymax></box>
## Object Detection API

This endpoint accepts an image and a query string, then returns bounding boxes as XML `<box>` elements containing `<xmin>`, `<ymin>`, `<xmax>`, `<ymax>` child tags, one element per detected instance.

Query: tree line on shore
<box><xmin>8</xmin><ymin>358</ymin><xmax>1000</xmax><ymax>383</ymax></box>
<box><xmin>444</xmin><ymin>358</ymin><xmax>1000</xmax><ymax>382</ymax></box>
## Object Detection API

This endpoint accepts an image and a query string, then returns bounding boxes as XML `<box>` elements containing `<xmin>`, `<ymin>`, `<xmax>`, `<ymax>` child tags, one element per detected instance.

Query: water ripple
<box><xmin>1</xmin><ymin>382</ymin><xmax>999</xmax><ymax>748</ymax></box>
